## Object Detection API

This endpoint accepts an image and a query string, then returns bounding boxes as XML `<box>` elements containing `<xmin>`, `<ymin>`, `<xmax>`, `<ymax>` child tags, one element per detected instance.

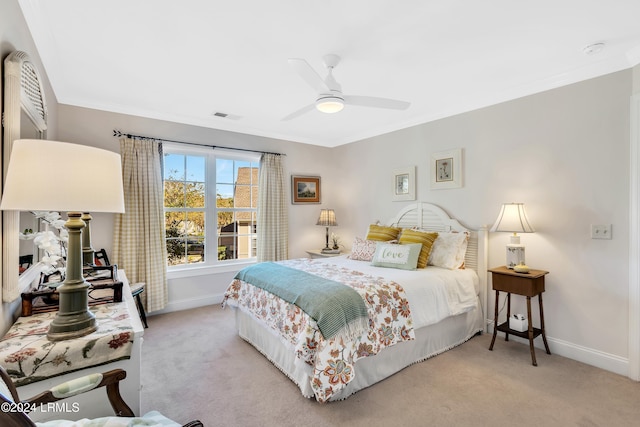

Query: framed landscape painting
<box><xmin>291</xmin><ymin>175</ymin><xmax>321</xmax><ymax>204</ymax></box>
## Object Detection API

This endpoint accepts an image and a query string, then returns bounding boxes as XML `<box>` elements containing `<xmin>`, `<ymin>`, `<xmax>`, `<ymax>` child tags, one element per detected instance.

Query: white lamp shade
<box><xmin>0</xmin><ymin>139</ymin><xmax>125</xmax><ymax>213</ymax></box>
<box><xmin>316</xmin><ymin>209</ymin><xmax>338</xmax><ymax>226</ymax></box>
<box><xmin>490</xmin><ymin>203</ymin><xmax>534</xmax><ymax>233</ymax></box>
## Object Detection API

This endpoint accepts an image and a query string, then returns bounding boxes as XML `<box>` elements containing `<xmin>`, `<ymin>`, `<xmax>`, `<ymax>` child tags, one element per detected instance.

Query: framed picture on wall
<box><xmin>430</xmin><ymin>148</ymin><xmax>463</xmax><ymax>189</ymax></box>
<box><xmin>291</xmin><ymin>175</ymin><xmax>321</xmax><ymax>204</ymax></box>
<box><xmin>392</xmin><ymin>166</ymin><xmax>416</xmax><ymax>201</ymax></box>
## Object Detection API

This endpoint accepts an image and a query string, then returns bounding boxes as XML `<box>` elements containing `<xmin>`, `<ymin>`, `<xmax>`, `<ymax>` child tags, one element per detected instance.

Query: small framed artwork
<box><xmin>291</xmin><ymin>175</ymin><xmax>321</xmax><ymax>204</ymax></box>
<box><xmin>430</xmin><ymin>148</ymin><xmax>462</xmax><ymax>190</ymax></box>
<box><xmin>392</xmin><ymin>166</ymin><xmax>416</xmax><ymax>201</ymax></box>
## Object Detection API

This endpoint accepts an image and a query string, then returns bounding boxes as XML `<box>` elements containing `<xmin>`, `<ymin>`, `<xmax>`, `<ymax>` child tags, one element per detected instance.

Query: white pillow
<box><xmin>428</xmin><ymin>232</ymin><xmax>468</xmax><ymax>270</ymax></box>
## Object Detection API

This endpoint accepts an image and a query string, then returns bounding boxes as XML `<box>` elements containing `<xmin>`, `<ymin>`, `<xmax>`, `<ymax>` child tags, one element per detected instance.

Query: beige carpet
<box><xmin>141</xmin><ymin>305</ymin><xmax>640</xmax><ymax>427</ymax></box>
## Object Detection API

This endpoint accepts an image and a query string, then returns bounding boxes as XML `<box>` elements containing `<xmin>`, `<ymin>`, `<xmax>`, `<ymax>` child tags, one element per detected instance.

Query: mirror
<box><xmin>18</xmin><ymin>109</ymin><xmax>43</xmax><ymax>271</ymax></box>
<box><xmin>2</xmin><ymin>50</ymin><xmax>48</xmax><ymax>301</ymax></box>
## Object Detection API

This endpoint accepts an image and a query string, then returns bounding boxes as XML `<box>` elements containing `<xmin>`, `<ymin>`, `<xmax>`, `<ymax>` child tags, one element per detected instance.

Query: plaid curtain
<box><xmin>257</xmin><ymin>154</ymin><xmax>288</xmax><ymax>261</ymax></box>
<box><xmin>113</xmin><ymin>137</ymin><xmax>168</xmax><ymax>312</ymax></box>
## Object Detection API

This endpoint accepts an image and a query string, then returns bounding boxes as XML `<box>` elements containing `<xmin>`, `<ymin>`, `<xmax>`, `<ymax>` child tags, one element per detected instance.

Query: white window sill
<box><xmin>167</xmin><ymin>259</ymin><xmax>256</xmax><ymax>280</ymax></box>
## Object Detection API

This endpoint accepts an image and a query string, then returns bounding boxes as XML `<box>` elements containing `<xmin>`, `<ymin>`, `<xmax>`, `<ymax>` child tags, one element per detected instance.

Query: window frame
<box><xmin>162</xmin><ymin>143</ymin><xmax>260</xmax><ymax>277</ymax></box>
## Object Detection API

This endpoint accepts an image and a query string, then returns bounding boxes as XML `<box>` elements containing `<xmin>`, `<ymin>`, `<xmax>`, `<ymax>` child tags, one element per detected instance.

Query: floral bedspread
<box><xmin>0</xmin><ymin>302</ymin><xmax>134</xmax><ymax>386</ymax></box>
<box><xmin>222</xmin><ymin>258</ymin><xmax>415</xmax><ymax>402</ymax></box>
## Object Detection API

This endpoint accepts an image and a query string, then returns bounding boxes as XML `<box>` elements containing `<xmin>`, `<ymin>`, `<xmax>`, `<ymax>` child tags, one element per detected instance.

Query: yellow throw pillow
<box><xmin>398</xmin><ymin>229</ymin><xmax>438</xmax><ymax>268</ymax></box>
<box><xmin>365</xmin><ymin>224</ymin><xmax>402</xmax><ymax>242</ymax></box>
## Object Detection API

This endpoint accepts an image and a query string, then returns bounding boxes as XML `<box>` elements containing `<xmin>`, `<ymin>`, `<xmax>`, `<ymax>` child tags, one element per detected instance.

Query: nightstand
<box><xmin>488</xmin><ymin>266</ymin><xmax>551</xmax><ymax>366</ymax></box>
<box><xmin>305</xmin><ymin>249</ymin><xmax>342</xmax><ymax>259</ymax></box>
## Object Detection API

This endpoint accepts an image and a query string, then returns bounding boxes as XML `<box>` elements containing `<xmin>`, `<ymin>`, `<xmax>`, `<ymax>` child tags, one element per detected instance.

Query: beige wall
<box><xmin>56</xmin><ymin>104</ymin><xmax>335</xmax><ymax>258</ymax></box>
<box><xmin>56</xmin><ymin>104</ymin><xmax>335</xmax><ymax>313</ymax></box>
<box><xmin>333</xmin><ymin>70</ymin><xmax>632</xmax><ymax>372</ymax></box>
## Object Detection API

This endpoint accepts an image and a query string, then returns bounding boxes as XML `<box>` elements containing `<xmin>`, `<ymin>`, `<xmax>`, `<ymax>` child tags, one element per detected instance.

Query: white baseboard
<box><xmin>486</xmin><ymin>319</ymin><xmax>629</xmax><ymax>377</ymax></box>
<box><xmin>149</xmin><ymin>294</ymin><xmax>225</xmax><ymax>317</ymax></box>
<box><xmin>546</xmin><ymin>336</ymin><xmax>628</xmax><ymax>377</ymax></box>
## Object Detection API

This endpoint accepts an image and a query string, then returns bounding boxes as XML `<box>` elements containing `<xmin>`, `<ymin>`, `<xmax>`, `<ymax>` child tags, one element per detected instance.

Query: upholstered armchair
<box><xmin>0</xmin><ymin>365</ymin><xmax>202</xmax><ymax>427</ymax></box>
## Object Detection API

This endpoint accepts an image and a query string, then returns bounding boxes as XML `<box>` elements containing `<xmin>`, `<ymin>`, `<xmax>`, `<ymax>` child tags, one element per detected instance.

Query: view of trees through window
<box><xmin>163</xmin><ymin>151</ymin><xmax>258</xmax><ymax>267</ymax></box>
<box><xmin>164</xmin><ymin>153</ymin><xmax>205</xmax><ymax>266</ymax></box>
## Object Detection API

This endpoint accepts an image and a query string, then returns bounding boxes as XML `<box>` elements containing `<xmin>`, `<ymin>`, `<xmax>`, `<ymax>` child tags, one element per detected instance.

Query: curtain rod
<box><xmin>112</xmin><ymin>130</ymin><xmax>284</xmax><ymax>156</ymax></box>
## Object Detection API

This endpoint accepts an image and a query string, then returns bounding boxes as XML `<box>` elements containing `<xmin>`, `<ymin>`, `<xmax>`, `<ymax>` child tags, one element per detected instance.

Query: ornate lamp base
<box><xmin>47</xmin><ymin>212</ymin><xmax>98</xmax><ymax>341</ymax></box>
<box><xmin>47</xmin><ymin>310</ymin><xmax>97</xmax><ymax>341</ymax></box>
<box><xmin>506</xmin><ymin>235</ymin><xmax>525</xmax><ymax>269</ymax></box>
<box><xmin>506</xmin><ymin>244</ymin><xmax>525</xmax><ymax>269</ymax></box>
<box><xmin>46</xmin><ymin>276</ymin><xmax>97</xmax><ymax>341</ymax></box>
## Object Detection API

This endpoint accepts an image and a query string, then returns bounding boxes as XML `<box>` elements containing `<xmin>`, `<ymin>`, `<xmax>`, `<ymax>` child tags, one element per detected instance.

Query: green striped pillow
<box><xmin>398</xmin><ymin>229</ymin><xmax>438</xmax><ymax>268</ymax></box>
<box><xmin>365</xmin><ymin>224</ymin><xmax>402</xmax><ymax>242</ymax></box>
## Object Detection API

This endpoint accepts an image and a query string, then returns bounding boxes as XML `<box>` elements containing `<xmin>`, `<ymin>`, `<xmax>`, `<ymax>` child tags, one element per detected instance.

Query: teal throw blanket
<box><xmin>235</xmin><ymin>262</ymin><xmax>369</xmax><ymax>340</ymax></box>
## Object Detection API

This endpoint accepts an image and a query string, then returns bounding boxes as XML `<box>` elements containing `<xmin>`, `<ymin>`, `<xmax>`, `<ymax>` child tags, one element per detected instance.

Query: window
<box><xmin>163</xmin><ymin>145</ymin><xmax>259</xmax><ymax>268</ymax></box>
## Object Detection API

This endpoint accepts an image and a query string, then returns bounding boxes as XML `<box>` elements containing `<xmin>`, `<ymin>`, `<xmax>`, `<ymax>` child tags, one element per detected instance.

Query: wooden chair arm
<box><xmin>2</xmin><ymin>365</ymin><xmax>196</xmax><ymax>425</ymax></box>
<box><xmin>0</xmin><ymin>365</ymin><xmax>20</xmax><ymax>402</ymax></box>
<box><xmin>24</xmin><ymin>369</ymin><xmax>134</xmax><ymax>417</ymax></box>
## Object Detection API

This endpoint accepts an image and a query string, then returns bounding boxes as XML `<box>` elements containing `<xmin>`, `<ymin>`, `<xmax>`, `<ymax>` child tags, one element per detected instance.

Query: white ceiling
<box><xmin>18</xmin><ymin>0</ymin><xmax>640</xmax><ymax>148</ymax></box>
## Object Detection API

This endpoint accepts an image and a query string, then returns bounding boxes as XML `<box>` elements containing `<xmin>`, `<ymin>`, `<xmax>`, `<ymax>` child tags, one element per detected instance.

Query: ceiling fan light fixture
<box><xmin>316</xmin><ymin>96</ymin><xmax>344</xmax><ymax>114</ymax></box>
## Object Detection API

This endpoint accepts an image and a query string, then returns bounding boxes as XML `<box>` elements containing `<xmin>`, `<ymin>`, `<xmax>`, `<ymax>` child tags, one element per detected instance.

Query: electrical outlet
<box><xmin>591</xmin><ymin>224</ymin><xmax>612</xmax><ymax>240</ymax></box>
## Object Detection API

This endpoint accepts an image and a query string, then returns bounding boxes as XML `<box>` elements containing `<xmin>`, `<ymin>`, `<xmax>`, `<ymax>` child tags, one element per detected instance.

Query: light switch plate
<box><xmin>591</xmin><ymin>224</ymin><xmax>612</xmax><ymax>239</ymax></box>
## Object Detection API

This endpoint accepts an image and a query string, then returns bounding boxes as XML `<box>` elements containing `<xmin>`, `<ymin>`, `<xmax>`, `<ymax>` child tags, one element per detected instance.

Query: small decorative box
<box><xmin>509</xmin><ymin>314</ymin><xmax>528</xmax><ymax>332</ymax></box>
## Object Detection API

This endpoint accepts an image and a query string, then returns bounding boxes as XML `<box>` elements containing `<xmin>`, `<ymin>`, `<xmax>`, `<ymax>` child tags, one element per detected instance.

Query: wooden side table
<box><xmin>488</xmin><ymin>266</ymin><xmax>551</xmax><ymax>366</ymax></box>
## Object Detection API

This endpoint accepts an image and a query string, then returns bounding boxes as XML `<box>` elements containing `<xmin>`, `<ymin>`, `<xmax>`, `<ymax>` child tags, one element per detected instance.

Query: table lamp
<box><xmin>316</xmin><ymin>209</ymin><xmax>337</xmax><ymax>253</ymax></box>
<box><xmin>0</xmin><ymin>139</ymin><xmax>125</xmax><ymax>341</ymax></box>
<box><xmin>490</xmin><ymin>203</ymin><xmax>535</xmax><ymax>269</ymax></box>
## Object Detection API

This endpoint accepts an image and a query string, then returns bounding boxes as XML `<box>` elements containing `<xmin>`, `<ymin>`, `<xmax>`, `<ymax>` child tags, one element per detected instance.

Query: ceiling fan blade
<box><xmin>288</xmin><ymin>58</ymin><xmax>330</xmax><ymax>93</ymax></box>
<box><xmin>344</xmin><ymin>95</ymin><xmax>410</xmax><ymax>110</ymax></box>
<box><xmin>281</xmin><ymin>103</ymin><xmax>316</xmax><ymax>121</ymax></box>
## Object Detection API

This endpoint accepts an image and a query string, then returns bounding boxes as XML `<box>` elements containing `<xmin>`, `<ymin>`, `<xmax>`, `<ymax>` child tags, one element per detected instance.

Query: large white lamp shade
<box><xmin>0</xmin><ymin>139</ymin><xmax>125</xmax><ymax>340</ymax></box>
<box><xmin>0</xmin><ymin>139</ymin><xmax>124</xmax><ymax>213</ymax></box>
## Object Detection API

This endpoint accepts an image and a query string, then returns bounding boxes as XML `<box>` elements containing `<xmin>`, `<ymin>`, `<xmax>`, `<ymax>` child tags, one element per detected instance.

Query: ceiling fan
<box><xmin>282</xmin><ymin>54</ymin><xmax>411</xmax><ymax>121</ymax></box>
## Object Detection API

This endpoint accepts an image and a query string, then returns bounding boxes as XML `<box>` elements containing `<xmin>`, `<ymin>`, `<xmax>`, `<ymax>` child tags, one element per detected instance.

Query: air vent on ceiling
<box><xmin>212</xmin><ymin>111</ymin><xmax>242</xmax><ymax>120</ymax></box>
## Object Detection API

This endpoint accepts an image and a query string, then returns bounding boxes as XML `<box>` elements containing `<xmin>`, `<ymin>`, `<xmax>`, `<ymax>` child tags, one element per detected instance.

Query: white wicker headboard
<box><xmin>387</xmin><ymin>202</ymin><xmax>488</xmax><ymax>328</ymax></box>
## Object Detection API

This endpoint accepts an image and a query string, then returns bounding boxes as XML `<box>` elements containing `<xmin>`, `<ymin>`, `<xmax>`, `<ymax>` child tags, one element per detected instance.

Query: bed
<box><xmin>222</xmin><ymin>202</ymin><xmax>488</xmax><ymax>402</ymax></box>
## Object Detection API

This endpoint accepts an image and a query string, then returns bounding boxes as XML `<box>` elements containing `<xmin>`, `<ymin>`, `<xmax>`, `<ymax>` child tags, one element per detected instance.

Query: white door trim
<box><xmin>629</xmin><ymin>93</ymin><xmax>640</xmax><ymax>380</ymax></box>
